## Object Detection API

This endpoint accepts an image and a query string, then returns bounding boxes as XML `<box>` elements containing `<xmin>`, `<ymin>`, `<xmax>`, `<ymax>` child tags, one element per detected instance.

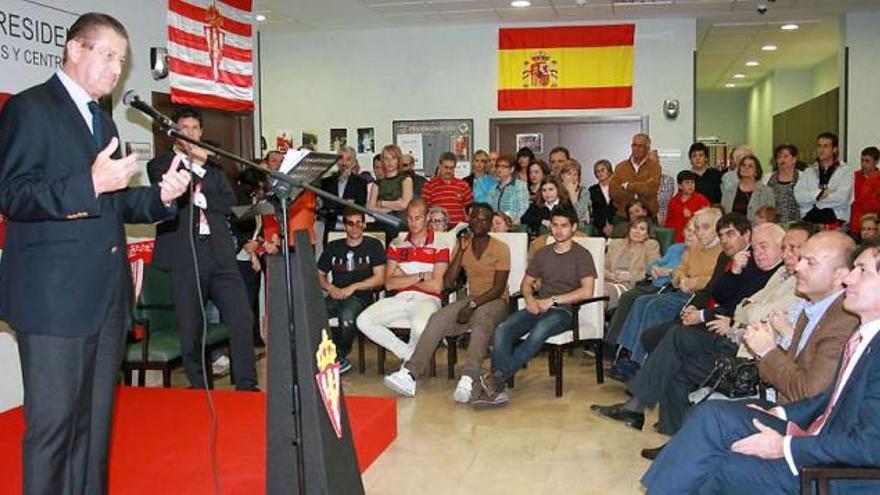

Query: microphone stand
<box><xmin>155</xmin><ymin>123</ymin><xmax>399</xmax><ymax>494</ymax></box>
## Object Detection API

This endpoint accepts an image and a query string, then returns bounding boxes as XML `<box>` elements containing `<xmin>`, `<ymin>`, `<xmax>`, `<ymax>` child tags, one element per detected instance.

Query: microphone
<box><xmin>123</xmin><ymin>90</ymin><xmax>176</xmax><ymax>129</ymax></box>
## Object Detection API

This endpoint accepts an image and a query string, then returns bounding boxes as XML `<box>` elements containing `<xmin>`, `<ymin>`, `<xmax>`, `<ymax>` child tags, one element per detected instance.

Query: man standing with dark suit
<box><xmin>0</xmin><ymin>13</ymin><xmax>191</xmax><ymax>495</ymax></box>
<box><xmin>642</xmin><ymin>240</ymin><xmax>880</xmax><ymax>494</ymax></box>
<box><xmin>147</xmin><ymin>107</ymin><xmax>257</xmax><ymax>391</ymax></box>
<box><xmin>320</xmin><ymin>145</ymin><xmax>367</xmax><ymax>245</ymax></box>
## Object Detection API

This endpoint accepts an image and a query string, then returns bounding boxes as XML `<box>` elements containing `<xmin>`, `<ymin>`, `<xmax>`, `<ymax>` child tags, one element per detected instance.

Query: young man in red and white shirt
<box><xmin>421</xmin><ymin>151</ymin><xmax>473</xmax><ymax>226</ymax></box>
<box><xmin>356</xmin><ymin>199</ymin><xmax>449</xmax><ymax>361</ymax></box>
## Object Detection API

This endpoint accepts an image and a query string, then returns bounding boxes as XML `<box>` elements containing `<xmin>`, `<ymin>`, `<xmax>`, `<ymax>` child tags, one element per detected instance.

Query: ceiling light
<box><xmin>745</xmin><ymin>60</ymin><xmax>760</xmax><ymax>67</ymax></box>
<box><xmin>733</xmin><ymin>73</ymin><xmax>746</xmax><ymax>79</ymax></box>
<box><xmin>725</xmin><ymin>83</ymin><xmax>736</xmax><ymax>88</ymax></box>
<box><xmin>781</xmin><ymin>23</ymin><xmax>799</xmax><ymax>31</ymax></box>
<box><xmin>761</xmin><ymin>44</ymin><xmax>778</xmax><ymax>51</ymax></box>
<box><xmin>510</xmin><ymin>0</ymin><xmax>531</xmax><ymax>7</ymax></box>
<box><xmin>255</xmin><ymin>13</ymin><xmax>267</xmax><ymax>21</ymax></box>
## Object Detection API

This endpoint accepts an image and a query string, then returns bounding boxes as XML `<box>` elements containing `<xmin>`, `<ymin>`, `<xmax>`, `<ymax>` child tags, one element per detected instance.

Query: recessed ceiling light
<box><xmin>733</xmin><ymin>73</ymin><xmax>746</xmax><ymax>79</ymax></box>
<box><xmin>725</xmin><ymin>83</ymin><xmax>736</xmax><ymax>88</ymax></box>
<box><xmin>781</xmin><ymin>24</ymin><xmax>799</xmax><ymax>31</ymax></box>
<box><xmin>761</xmin><ymin>44</ymin><xmax>778</xmax><ymax>51</ymax></box>
<box><xmin>510</xmin><ymin>0</ymin><xmax>531</xmax><ymax>7</ymax></box>
<box><xmin>255</xmin><ymin>13</ymin><xmax>267</xmax><ymax>22</ymax></box>
<box><xmin>745</xmin><ymin>60</ymin><xmax>760</xmax><ymax>67</ymax></box>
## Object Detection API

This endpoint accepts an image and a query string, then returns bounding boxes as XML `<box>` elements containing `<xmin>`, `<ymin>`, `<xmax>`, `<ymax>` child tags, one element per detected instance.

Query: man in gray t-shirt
<box><xmin>472</xmin><ymin>205</ymin><xmax>597</xmax><ymax>409</ymax></box>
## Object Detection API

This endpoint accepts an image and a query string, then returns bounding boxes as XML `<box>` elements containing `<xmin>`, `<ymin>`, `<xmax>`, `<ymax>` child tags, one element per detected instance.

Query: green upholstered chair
<box><xmin>123</xmin><ymin>264</ymin><xmax>229</xmax><ymax>387</ymax></box>
<box><xmin>653</xmin><ymin>227</ymin><xmax>675</xmax><ymax>255</ymax></box>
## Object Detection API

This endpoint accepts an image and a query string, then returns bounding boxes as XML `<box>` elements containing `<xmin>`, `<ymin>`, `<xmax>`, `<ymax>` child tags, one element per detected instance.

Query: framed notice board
<box><xmin>392</xmin><ymin>119</ymin><xmax>474</xmax><ymax>178</ymax></box>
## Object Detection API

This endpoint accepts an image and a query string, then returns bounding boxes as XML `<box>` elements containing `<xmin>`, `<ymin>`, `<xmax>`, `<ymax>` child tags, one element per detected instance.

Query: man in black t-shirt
<box><xmin>317</xmin><ymin>208</ymin><xmax>387</xmax><ymax>372</ymax></box>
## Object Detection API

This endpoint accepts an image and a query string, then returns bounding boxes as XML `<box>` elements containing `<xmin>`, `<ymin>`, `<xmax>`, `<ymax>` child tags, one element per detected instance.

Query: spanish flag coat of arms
<box><xmin>497</xmin><ymin>24</ymin><xmax>635</xmax><ymax>111</ymax></box>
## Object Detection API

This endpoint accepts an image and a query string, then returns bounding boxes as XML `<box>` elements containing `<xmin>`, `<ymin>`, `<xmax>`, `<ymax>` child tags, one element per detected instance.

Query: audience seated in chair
<box><xmin>607</xmin><ymin>207</ymin><xmax>722</xmax><ymax>376</ymax></box>
<box><xmin>641</xmin><ymin>240</ymin><xmax>880</xmax><ymax>495</ymax></box>
<box><xmin>356</xmin><ymin>199</ymin><xmax>449</xmax><ymax>365</ymax></box>
<box><xmin>383</xmin><ymin>203</ymin><xmax>510</xmax><ymax>402</ymax></box>
<box><xmin>643</xmin><ymin>228</ymin><xmax>859</xmax><ymax>460</ymax></box>
<box><xmin>317</xmin><ymin>207</ymin><xmax>386</xmax><ymax>374</ymax></box>
<box><xmin>472</xmin><ymin>205</ymin><xmax>596</xmax><ymax>409</ymax></box>
<box><xmin>592</xmin><ymin>214</ymin><xmax>781</xmax><ymax>436</ymax></box>
<box><xmin>604</xmin><ymin>217</ymin><xmax>661</xmax><ymax>310</ymax></box>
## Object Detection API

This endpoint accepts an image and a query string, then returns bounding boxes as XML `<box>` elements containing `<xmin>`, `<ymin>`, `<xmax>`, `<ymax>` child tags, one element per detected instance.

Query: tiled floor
<box><xmin>153</xmin><ymin>342</ymin><xmax>665</xmax><ymax>495</ymax></box>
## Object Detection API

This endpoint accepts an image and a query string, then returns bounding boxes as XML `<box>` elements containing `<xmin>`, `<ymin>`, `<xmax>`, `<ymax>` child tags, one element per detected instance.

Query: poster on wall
<box><xmin>302</xmin><ymin>131</ymin><xmax>318</xmax><ymax>149</ymax></box>
<box><xmin>392</xmin><ymin>119</ymin><xmax>474</xmax><ymax>178</ymax></box>
<box><xmin>357</xmin><ymin>128</ymin><xmax>375</xmax><ymax>154</ymax></box>
<box><xmin>125</xmin><ymin>142</ymin><xmax>153</xmax><ymax>164</ymax></box>
<box><xmin>516</xmin><ymin>133</ymin><xmax>544</xmax><ymax>154</ymax></box>
<box><xmin>275</xmin><ymin>130</ymin><xmax>294</xmax><ymax>152</ymax></box>
<box><xmin>330</xmin><ymin>128</ymin><xmax>348</xmax><ymax>152</ymax></box>
<box><xmin>397</xmin><ymin>133</ymin><xmax>424</xmax><ymax>171</ymax></box>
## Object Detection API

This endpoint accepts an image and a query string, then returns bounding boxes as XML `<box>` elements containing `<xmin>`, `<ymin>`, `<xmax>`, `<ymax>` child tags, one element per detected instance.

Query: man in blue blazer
<box><xmin>0</xmin><ymin>13</ymin><xmax>190</xmax><ymax>495</ymax></box>
<box><xmin>642</xmin><ymin>240</ymin><xmax>880</xmax><ymax>494</ymax></box>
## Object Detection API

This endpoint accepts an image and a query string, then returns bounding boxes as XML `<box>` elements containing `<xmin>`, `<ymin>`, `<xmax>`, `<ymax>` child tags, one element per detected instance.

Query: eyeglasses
<box><xmin>429</xmin><ymin>218</ymin><xmax>447</xmax><ymax>224</ymax></box>
<box><xmin>344</xmin><ymin>220</ymin><xmax>365</xmax><ymax>227</ymax></box>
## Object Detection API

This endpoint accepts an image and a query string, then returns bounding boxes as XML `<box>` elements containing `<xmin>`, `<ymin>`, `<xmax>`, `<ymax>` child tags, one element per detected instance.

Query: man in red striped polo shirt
<box><xmin>422</xmin><ymin>152</ymin><xmax>474</xmax><ymax>226</ymax></box>
<box><xmin>356</xmin><ymin>199</ymin><xmax>450</xmax><ymax>361</ymax></box>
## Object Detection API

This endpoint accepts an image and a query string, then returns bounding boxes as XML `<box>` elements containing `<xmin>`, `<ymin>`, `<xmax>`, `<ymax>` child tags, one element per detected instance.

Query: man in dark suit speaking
<box><xmin>642</xmin><ymin>240</ymin><xmax>880</xmax><ymax>494</ymax></box>
<box><xmin>147</xmin><ymin>107</ymin><xmax>258</xmax><ymax>392</ymax></box>
<box><xmin>0</xmin><ymin>13</ymin><xmax>191</xmax><ymax>495</ymax></box>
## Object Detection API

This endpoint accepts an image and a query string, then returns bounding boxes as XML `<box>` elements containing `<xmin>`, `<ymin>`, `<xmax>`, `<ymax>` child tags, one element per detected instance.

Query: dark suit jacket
<box><xmin>147</xmin><ymin>150</ymin><xmax>236</xmax><ymax>271</ymax></box>
<box><xmin>588</xmin><ymin>183</ymin><xmax>615</xmax><ymax>234</ymax></box>
<box><xmin>0</xmin><ymin>75</ymin><xmax>171</xmax><ymax>337</ymax></box>
<box><xmin>760</xmin><ymin>295</ymin><xmax>859</xmax><ymax>405</ymax></box>
<box><xmin>784</xmin><ymin>324</ymin><xmax>880</xmax><ymax>474</ymax></box>
<box><xmin>319</xmin><ymin>173</ymin><xmax>368</xmax><ymax>228</ymax></box>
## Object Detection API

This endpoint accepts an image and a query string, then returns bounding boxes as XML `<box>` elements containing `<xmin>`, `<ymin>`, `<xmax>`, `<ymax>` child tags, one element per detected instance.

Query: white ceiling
<box><xmin>254</xmin><ymin>0</ymin><xmax>880</xmax><ymax>90</ymax></box>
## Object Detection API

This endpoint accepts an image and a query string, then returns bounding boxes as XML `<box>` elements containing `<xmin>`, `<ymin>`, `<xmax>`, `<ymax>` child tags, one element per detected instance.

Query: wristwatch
<box><xmin>418</xmin><ymin>272</ymin><xmax>426</xmax><ymax>282</ymax></box>
<box><xmin>550</xmin><ymin>296</ymin><xmax>559</xmax><ymax>307</ymax></box>
<box><xmin>468</xmin><ymin>300</ymin><xmax>478</xmax><ymax>309</ymax></box>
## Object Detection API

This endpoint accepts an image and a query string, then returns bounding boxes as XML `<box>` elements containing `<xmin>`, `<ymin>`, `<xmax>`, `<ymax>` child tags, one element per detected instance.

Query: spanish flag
<box><xmin>497</xmin><ymin>25</ymin><xmax>635</xmax><ymax>111</ymax></box>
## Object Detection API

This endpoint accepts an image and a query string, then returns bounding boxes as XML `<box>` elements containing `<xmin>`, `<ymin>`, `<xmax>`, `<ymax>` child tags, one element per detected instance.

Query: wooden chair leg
<box><xmin>594</xmin><ymin>340</ymin><xmax>605</xmax><ymax>384</ymax></box>
<box><xmin>123</xmin><ymin>369</ymin><xmax>133</xmax><ymax>386</ymax></box>
<box><xmin>378</xmin><ymin>347</ymin><xmax>386</xmax><ymax>375</ymax></box>
<box><xmin>357</xmin><ymin>333</ymin><xmax>366</xmax><ymax>374</ymax></box>
<box><xmin>555</xmin><ymin>348</ymin><xmax>563</xmax><ymax>397</ymax></box>
<box><xmin>137</xmin><ymin>368</ymin><xmax>146</xmax><ymax>387</ymax></box>
<box><xmin>548</xmin><ymin>350</ymin><xmax>557</xmax><ymax>376</ymax></box>
<box><xmin>447</xmin><ymin>337</ymin><xmax>457</xmax><ymax>380</ymax></box>
<box><xmin>163</xmin><ymin>367</ymin><xmax>172</xmax><ymax>388</ymax></box>
<box><xmin>429</xmin><ymin>353</ymin><xmax>437</xmax><ymax>378</ymax></box>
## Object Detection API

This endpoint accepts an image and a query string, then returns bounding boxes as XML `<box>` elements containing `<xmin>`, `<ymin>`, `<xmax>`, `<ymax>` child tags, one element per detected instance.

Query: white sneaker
<box><xmin>383</xmin><ymin>368</ymin><xmax>416</xmax><ymax>397</ymax></box>
<box><xmin>212</xmin><ymin>355</ymin><xmax>230</xmax><ymax>376</ymax></box>
<box><xmin>453</xmin><ymin>375</ymin><xmax>474</xmax><ymax>404</ymax></box>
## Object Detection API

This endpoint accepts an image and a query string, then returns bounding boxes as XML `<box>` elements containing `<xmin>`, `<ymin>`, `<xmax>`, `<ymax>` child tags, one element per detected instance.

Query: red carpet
<box><xmin>0</xmin><ymin>387</ymin><xmax>396</xmax><ymax>494</ymax></box>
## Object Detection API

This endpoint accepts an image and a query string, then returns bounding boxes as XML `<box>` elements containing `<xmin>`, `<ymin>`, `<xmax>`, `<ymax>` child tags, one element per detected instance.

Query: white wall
<box><xmin>0</xmin><ymin>0</ymin><xmax>171</xmax><ymax>162</ymax></box>
<box><xmin>696</xmin><ymin>89</ymin><xmax>748</xmax><ymax>146</ymax></box>
<box><xmin>844</xmin><ymin>11</ymin><xmax>880</xmax><ymax>162</ymax></box>
<box><xmin>259</xmin><ymin>19</ymin><xmax>696</xmax><ymax>175</ymax></box>
<box><xmin>811</xmin><ymin>54</ymin><xmax>839</xmax><ymax>98</ymax></box>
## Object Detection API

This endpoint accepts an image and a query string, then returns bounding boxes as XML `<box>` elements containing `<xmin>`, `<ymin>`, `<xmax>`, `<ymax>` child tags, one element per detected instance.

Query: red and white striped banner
<box><xmin>168</xmin><ymin>0</ymin><xmax>254</xmax><ymax>112</ymax></box>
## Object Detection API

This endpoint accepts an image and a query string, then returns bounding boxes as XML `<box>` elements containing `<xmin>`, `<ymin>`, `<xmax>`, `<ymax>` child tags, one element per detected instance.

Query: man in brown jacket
<box><xmin>745</xmin><ymin>230</ymin><xmax>860</xmax><ymax>405</ymax></box>
<box><xmin>609</xmin><ymin>133</ymin><xmax>661</xmax><ymax>217</ymax></box>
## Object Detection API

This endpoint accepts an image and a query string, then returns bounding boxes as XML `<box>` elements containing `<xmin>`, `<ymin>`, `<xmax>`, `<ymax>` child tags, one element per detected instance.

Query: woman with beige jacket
<box><xmin>605</xmin><ymin>217</ymin><xmax>661</xmax><ymax>309</ymax></box>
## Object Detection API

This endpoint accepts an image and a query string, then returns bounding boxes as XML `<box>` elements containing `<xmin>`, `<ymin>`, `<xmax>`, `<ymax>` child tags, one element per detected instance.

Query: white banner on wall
<box><xmin>0</xmin><ymin>1</ymin><xmax>75</xmax><ymax>93</ymax></box>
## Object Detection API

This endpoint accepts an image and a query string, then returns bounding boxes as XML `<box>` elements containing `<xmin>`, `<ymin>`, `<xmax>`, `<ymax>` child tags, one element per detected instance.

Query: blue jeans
<box><xmin>491</xmin><ymin>308</ymin><xmax>572</xmax><ymax>381</ymax></box>
<box><xmin>617</xmin><ymin>290</ymin><xmax>691</xmax><ymax>363</ymax></box>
